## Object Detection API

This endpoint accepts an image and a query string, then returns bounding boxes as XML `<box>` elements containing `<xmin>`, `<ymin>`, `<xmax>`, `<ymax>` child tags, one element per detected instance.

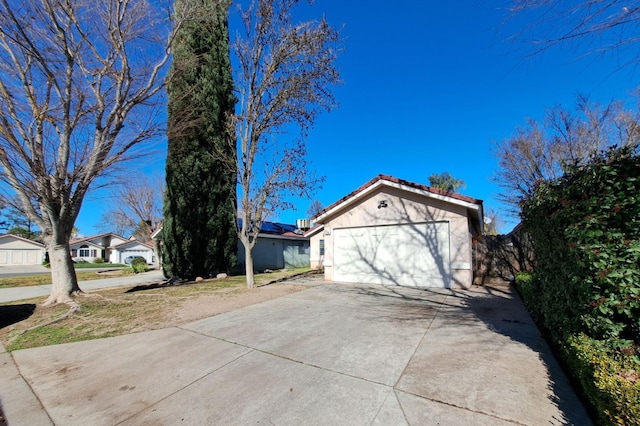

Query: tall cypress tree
<box><xmin>162</xmin><ymin>0</ymin><xmax>237</xmax><ymax>279</ymax></box>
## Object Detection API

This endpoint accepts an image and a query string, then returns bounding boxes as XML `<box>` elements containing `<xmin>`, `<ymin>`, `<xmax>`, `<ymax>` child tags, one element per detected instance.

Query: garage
<box><xmin>111</xmin><ymin>239</ymin><xmax>155</xmax><ymax>265</ymax></box>
<box><xmin>308</xmin><ymin>175</ymin><xmax>484</xmax><ymax>289</ymax></box>
<box><xmin>0</xmin><ymin>234</ymin><xmax>45</xmax><ymax>265</ymax></box>
<box><xmin>333</xmin><ymin>222</ymin><xmax>450</xmax><ymax>287</ymax></box>
<box><xmin>120</xmin><ymin>249</ymin><xmax>151</xmax><ymax>264</ymax></box>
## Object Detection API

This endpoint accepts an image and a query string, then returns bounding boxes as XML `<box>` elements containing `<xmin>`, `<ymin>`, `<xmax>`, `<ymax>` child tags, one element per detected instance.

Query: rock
<box><xmin>216</xmin><ymin>273</ymin><xmax>228</xmax><ymax>279</ymax></box>
<box><xmin>195</xmin><ymin>276</ymin><xmax>204</xmax><ymax>282</ymax></box>
<box><xmin>264</xmin><ymin>269</ymin><xmax>273</xmax><ymax>273</ymax></box>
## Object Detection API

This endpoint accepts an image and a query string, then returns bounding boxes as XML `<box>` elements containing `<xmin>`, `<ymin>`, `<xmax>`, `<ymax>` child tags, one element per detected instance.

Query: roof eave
<box><xmin>315</xmin><ymin>178</ymin><xmax>483</xmax><ymax>224</ymax></box>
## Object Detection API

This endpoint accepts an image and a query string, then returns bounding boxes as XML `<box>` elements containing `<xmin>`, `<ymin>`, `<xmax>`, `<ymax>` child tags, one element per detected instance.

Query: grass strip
<box><xmin>0</xmin><ymin>268</ymin><xmax>313</xmax><ymax>351</ymax></box>
<box><xmin>0</xmin><ymin>270</ymin><xmax>122</xmax><ymax>289</ymax></box>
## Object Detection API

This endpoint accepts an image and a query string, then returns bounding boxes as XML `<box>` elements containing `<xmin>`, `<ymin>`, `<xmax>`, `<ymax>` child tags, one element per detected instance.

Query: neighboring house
<box><xmin>111</xmin><ymin>239</ymin><xmax>156</xmax><ymax>265</ymax></box>
<box><xmin>70</xmin><ymin>233</ymin><xmax>156</xmax><ymax>264</ymax></box>
<box><xmin>70</xmin><ymin>233</ymin><xmax>129</xmax><ymax>262</ymax></box>
<box><xmin>0</xmin><ymin>234</ymin><xmax>45</xmax><ymax>265</ymax></box>
<box><xmin>308</xmin><ymin>175</ymin><xmax>484</xmax><ymax>289</ymax></box>
<box><xmin>236</xmin><ymin>221</ymin><xmax>310</xmax><ymax>271</ymax></box>
<box><xmin>152</xmin><ymin>220</ymin><xmax>310</xmax><ymax>273</ymax></box>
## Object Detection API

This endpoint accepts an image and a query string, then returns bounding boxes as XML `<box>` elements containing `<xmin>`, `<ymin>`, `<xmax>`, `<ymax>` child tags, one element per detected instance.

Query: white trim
<box><xmin>69</xmin><ymin>241</ymin><xmax>102</xmax><ymax>249</ymax></box>
<box><xmin>303</xmin><ymin>224</ymin><xmax>324</xmax><ymax>238</ymax></box>
<box><xmin>256</xmin><ymin>233</ymin><xmax>309</xmax><ymax>242</ymax></box>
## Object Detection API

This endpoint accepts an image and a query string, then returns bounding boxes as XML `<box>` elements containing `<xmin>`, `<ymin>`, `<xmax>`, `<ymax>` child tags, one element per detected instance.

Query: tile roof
<box><xmin>314</xmin><ymin>174</ymin><xmax>483</xmax><ymax>220</ymax></box>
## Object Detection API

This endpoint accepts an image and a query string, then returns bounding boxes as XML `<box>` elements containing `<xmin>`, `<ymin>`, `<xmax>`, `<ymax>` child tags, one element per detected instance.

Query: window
<box><xmin>78</xmin><ymin>245</ymin><xmax>96</xmax><ymax>258</ymax></box>
<box><xmin>319</xmin><ymin>239</ymin><xmax>325</xmax><ymax>256</ymax></box>
<box><xmin>79</xmin><ymin>245</ymin><xmax>90</xmax><ymax>257</ymax></box>
<box><xmin>298</xmin><ymin>242</ymin><xmax>306</xmax><ymax>255</ymax></box>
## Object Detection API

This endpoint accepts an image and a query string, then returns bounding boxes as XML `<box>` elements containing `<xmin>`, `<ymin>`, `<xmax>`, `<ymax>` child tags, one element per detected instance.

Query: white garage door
<box><xmin>120</xmin><ymin>250</ymin><xmax>150</xmax><ymax>264</ymax></box>
<box><xmin>333</xmin><ymin>222</ymin><xmax>451</xmax><ymax>288</ymax></box>
<box><xmin>0</xmin><ymin>249</ymin><xmax>42</xmax><ymax>265</ymax></box>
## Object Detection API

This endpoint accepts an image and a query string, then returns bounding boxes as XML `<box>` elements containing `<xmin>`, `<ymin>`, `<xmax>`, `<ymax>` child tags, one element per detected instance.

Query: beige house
<box><xmin>0</xmin><ymin>234</ymin><xmax>45</xmax><ymax>265</ymax></box>
<box><xmin>307</xmin><ymin>175</ymin><xmax>484</xmax><ymax>289</ymax></box>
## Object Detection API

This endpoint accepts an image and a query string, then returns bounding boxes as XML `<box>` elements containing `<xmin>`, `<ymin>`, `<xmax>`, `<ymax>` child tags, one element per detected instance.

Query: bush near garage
<box><xmin>518</xmin><ymin>146</ymin><xmax>640</xmax><ymax>425</ymax></box>
<box><xmin>129</xmin><ymin>257</ymin><xmax>148</xmax><ymax>274</ymax></box>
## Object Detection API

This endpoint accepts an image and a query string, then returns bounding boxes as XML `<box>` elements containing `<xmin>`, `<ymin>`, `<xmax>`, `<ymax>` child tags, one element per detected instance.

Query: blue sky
<box><xmin>76</xmin><ymin>1</ymin><xmax>638</xmax><ymax>236</ymax></box>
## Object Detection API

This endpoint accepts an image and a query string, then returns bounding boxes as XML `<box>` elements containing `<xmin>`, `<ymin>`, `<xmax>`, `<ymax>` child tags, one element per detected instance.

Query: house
<box><xmin>70</xmin><ymin>233</ymin><xmax>129</xmax><ymax>262</ymax></box>
<box><xmin>0</xmin><ymin>234</ymin><xmax>45</xmax><ymax>265</ymax></box>
<box><xmin>236</xmin><ymin>221</ymin><xmax>310</xmax><ymax>271</ymax></box>
<box><xmin>70</xmin><ymin>233</ymin><xmax>156</xmax><ymax>264</ymax></box>
<box><xmin>152</xmin><ymin>220</ymin><xmax>310</xmax><ymax>273</ymax></box>
<box><xmin>307</xmin><ymin>175</ymin><xmax>484</xmax><ymax>289</ymax></box>
<box><xmin>111</xmin><ymin>239</ymin><xmax>156</xmax><ymax>265</ymax></box>
<box><xmin>305</xmin><ymin>224</ymin><xmax>325</xmax><ymax>269</ymax></box>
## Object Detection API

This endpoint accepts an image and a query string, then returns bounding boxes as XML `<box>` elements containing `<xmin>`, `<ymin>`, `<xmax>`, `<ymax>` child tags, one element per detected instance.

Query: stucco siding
<box><xmin>319</xmin><ymin>186</ymin><xmax>476</xmax><ymax>288</ymax></box>
<box><xmin>309</xmin><ymin>232</ymin><xmax>324</xmax><ymax>269</ymax></box>
<box><xmin>0</xmin><ymin>237</ymin><xmax>43</xmax><ymax>250</ymax></box>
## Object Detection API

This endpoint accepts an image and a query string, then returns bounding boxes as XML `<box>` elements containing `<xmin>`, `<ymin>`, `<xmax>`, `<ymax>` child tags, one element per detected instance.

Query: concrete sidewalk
<box><xmin>0</xmin><ymin>282</ymin><xmax>592</xmax><ymax>425</ymax></box>
<box><xmin>0</xmin><ymin>270</ymin><xmax>165</xmax><ymax>303</ymax></box>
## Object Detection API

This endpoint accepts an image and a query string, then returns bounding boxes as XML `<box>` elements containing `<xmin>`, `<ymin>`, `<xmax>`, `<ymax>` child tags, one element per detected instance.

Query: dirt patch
<box><xmin>171</xmin><ymin>284</ymin><xmax>307</xmax><ymax>325</ymax></box>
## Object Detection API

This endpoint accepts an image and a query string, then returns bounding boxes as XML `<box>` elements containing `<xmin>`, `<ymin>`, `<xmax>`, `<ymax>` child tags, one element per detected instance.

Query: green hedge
<box><xmin>562</xmin><ymin>334</ymin><xmax>640</xmax><ymax>425</ymax></box>
<box><xmin>515</xmin><ymin>273</ymin><xmax>640</xmax><ymax>425</ymax></box>
<box><xmin>518</xmin><ymin>146</ymin><xmax>640</xmax><ymax>424</ymax></box>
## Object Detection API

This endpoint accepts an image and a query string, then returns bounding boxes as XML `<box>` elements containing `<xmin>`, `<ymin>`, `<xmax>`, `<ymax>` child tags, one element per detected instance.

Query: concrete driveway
<box><xmin>0</xmin><ymin>281</ymin><xmax>591</xmax><ymax>425</ymax></box>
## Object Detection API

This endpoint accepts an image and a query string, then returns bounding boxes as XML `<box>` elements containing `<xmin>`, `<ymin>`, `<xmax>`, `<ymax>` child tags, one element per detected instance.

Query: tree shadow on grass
<box><xmin>0</xmin><ymin>304</ymin><xmax>36</xmax><ymax>329</ymax></box>
<box><xmin>124</xmin><ymin>278</ymin><xmax>188</xmax><ymax>293</ymax></box>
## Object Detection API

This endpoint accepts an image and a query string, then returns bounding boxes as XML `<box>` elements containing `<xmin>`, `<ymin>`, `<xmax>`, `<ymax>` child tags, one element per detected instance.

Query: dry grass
<box><xmin>0</xmin><ymin>269</ymin><xmax>316</xmax><ymax>352</ymax></box>
<box><xmin>0</xmin><ymin>270</ymin><xmax>123</xmax><ymax>289</ymax></box>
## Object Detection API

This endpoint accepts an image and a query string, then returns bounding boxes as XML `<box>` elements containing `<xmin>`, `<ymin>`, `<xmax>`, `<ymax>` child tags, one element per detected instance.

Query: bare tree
<box><xmin>508</xmin><ymin>1</ymin><xmax>640</xmax><ymax>68</ymax></box>
<box><xmin>0</xmin><ymin>0</ymin><xmax>182</xmax><ymax>306</ymax></box>
<box><xmin>483</xmin><ymin>208</ymin><xmax>503</xmax><ymax>236</ymax></box>
<box><xmin>228</xmin><ymin>0</ymin><xmax>341</xmax><ymax>288</ymax></box>
<box><xmin>494</xmin><ymin>94</ymin><xmax>640</xmax><ymax>214</ymax></box>
<box><xmin>306</xmin><ymin>199</ymin><xmax>324</xmax><ymax>218</ymax></box>
<box><xmin>97</xmin><ymin>175</ymin><xmax>164</xmax><ymax>240</ymax></box>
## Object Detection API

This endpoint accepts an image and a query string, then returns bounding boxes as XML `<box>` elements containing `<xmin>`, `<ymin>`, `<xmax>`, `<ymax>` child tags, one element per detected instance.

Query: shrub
<box><xmin>562</xmin><ymin>333</ymin><xmax>640</xmax><ymax>425</ymax></box>
<box><xmin>514</xmin><ymin>272</ymin><xmax>533</xmax><ymax>293</ymax></box>
<box><xmin>520</xmin><ymin>146</ymin><xmax>640</xmax><ymax>422</ymax></box>
<box><xmin>93</xmin><ymin>257</ymin><xmax>105</xmax><ymax>264</ymax></box>
<box><xmin>130</xmin><ymin>257</ymin><xmax>148</xmax><ymax>273</ymax></box>
<box><xmin>521</xmin><ymin>146</ymin><xmax>640</xmax><ymax>345</ymax></box>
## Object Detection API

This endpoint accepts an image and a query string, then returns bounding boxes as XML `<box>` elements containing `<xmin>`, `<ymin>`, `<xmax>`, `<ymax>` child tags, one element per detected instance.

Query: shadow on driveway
<box><xmin>350</xmin><ymin>282</ymin><xmax>592</xmax><ymax>425</ymax></box>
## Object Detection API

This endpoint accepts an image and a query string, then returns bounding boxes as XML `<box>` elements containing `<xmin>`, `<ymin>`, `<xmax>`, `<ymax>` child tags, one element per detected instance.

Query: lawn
<box><xmin>73</xmin><ymin>263</ymin><xmax>127</xmax><ymax>269</ymax></box>
<box><xmin>0</xmin><ymin>270</ymin><xmax>125</xmax><ymax>289</ymax></box>
<box><xmin>0</xmin><ymin>268</ymin><xmax>316</xmax><ymax>351</ymax></box>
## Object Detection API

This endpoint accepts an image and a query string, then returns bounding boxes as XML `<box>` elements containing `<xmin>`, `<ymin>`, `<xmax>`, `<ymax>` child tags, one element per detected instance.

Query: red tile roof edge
<box><xmin>314</xmin><ymin>174</ymin><xmax>482</xmax><ymax>220</ymax></box>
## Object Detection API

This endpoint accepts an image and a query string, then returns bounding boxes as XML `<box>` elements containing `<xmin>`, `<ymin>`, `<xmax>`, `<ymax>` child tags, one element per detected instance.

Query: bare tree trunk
<box><xmin>42</xmin><ymin>228</ymin><xmax>81</xmax><ymax>306</ymax></box>
<box><xmin>243</xmin><ymin>242</ymin><xmax>255</xmax><ymax>289</ymax></box>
